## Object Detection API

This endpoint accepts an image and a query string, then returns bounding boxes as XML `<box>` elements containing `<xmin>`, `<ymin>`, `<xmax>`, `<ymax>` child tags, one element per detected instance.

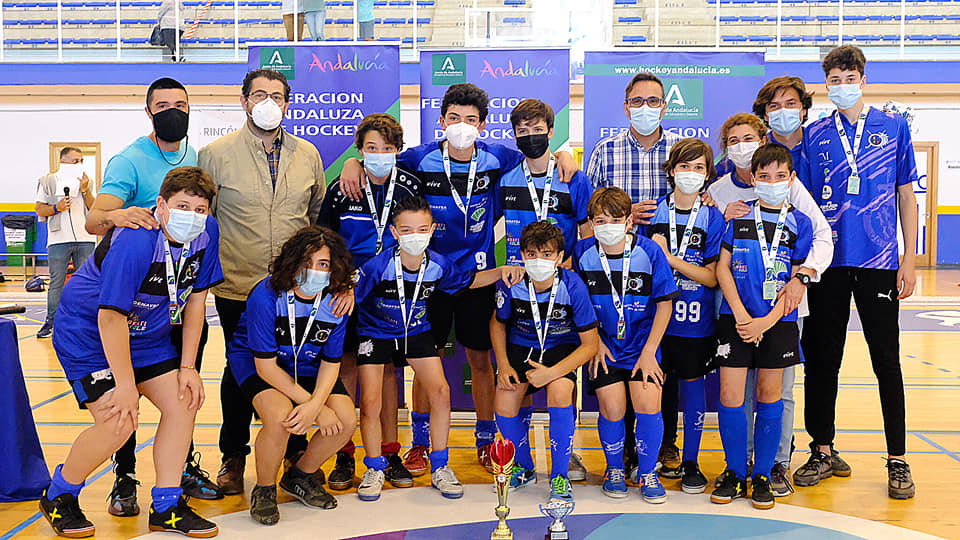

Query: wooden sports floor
<box><xmin>2</xmin><ymin>268</ymin><xmax>960</xmax><ymax>539</ymax></box>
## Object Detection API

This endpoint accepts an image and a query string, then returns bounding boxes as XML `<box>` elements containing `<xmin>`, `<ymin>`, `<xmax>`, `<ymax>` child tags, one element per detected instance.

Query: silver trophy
<box><xmin>539</xmin><ymin>499</ymin><xmax>574</xmax><ymax>540</ymax></box>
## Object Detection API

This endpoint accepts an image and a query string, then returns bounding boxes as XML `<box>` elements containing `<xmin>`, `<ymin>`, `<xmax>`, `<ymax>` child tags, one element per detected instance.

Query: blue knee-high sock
<box><xmin>363</xmin><ymin>455</ymin><xmax>388</xmax><ymax>471</ymax></box>
<box><xmin>411</xmin><ymin>412</ymin><xmax>430</xmax><ymax>447</ymax></box>
<box><xmin>429</xmin><ymin>449</ymin><xmax>449</xmax><ymax>472</ymax></box>
<box><xmin>47</xmin><ymin>464</ymin><xmax>84</xmax><ymax>500</ymax></box>
<box><xmin>475</xmin><ymin>419</ymin><xmax>497</xmax><ymax>448</ymax></box>
<box><xmin>520</xmin><ymin>406</ymin><xmax>533</xmax><ymax>430</ymax></box>
<box><xmin>680</xmin><ymin>378</ymin><xmax>706</xmax><ymax>463</ymax></box>
<box><xmin>597</xmin><ymin>413</ymin><xmax>625</xmax><ymax>470</ymax></box>
<box><xmin>718</xmin><ymin>404</ymin><xmax>749</xmax><ymax>478</ymax></box>
<box><xmin>495</xmin><ymin>413</ymin><xmax>534</xmax><ymax>470</ymax></box>
<box><xmin>634</xmin><ymin>412</ymin><xmax>664</xmax><ymax>475</ymax></box>
<box><xmin>151</xmin><ymin>486</ymin><xmax>182</xmax><ymax>513</ymax></box>
<box><xmin>754</xmin><ymin>400</ymin><xmax>784</xmax><ymax>479</ymax></box>
<box><xmin>548</xmin><ymin>405</ymin><xmax>575</xmax><ymax>479</ymax></box>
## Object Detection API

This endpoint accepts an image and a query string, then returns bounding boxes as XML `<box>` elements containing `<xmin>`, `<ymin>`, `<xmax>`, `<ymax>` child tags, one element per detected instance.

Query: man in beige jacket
<box><xmin>198</xmin><ymin>68</ymin><xmax>330</xmax><ymax>496</ymax></box>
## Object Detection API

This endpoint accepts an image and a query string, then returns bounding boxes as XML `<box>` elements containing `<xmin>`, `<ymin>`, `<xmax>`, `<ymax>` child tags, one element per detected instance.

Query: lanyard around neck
<box><xmin>753</xmin><ymin>203</ymin><xmax>790</xmax><ymax>305</ymax></box>
<box><xmin>833</xmin><ymin>107</ymin><xmax>869</xmax><ymax>180</ymax></box>
<box><xmin>286</xmin><ymin>291</ymin><xmax>324</xmax><ymax>382</ymax></box>
<box><xmin>393</xmin><ymin>249</ymin><xmax>427</xmax><ymax>353</ymax></box>
<box><xmin>362</xmin><ymin>166</ymin><xmax>398</xmax><ymax>255</ymax></box>
<box><xmin>160</xmin><ymin>233</ymin><xmax>192</xmax><ymax>325</ymax></box>
<box><xmin>521</xmin><ymin>155</ymin><xmax>556</xmax><ymax>222</ymax></box>
<box><xmin>526</xmin><ymin>272</ymin><xmax>559</xmax><ymax>362</ymax></box>
<box><xmin>441</xmin><ymin>142</ymin><xmax>479</xmax><ymax>238</ymax></box>
<box><xmin>597</xmin><ymin>239</ymin><xmax>631</xmax><ymax>339</ymax></box>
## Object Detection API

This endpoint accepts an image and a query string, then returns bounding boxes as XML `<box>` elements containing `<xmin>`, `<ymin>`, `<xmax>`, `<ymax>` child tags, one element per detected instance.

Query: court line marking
<box><xmin>30</xmin><ymin>389</ymin><xmax>71</xmax><ymax>410</ymax></box>
<box><xmin>912</xmin><ymin>433</ymin><xmax>960</xmax><ymax>464</ymax></box>
<box><xmin>0</xmin><ymin>436</ymin><xmax>155</xmax><ymax>540</ymax></box>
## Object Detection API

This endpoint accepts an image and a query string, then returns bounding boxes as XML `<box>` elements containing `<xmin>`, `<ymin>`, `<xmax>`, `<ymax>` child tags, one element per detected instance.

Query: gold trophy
<box><xmin>490</xmin><ymin>438</ymin><xmax>516</xmax><ymax>540</ymax></box>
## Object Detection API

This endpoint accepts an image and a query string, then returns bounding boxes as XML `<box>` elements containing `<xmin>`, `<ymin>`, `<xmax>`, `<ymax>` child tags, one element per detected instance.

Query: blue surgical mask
<box><xmin>754</xmin><ymin>181</ymin><xmax>790</xmax><ymax>206</ymax></box>
<box><xmin>828</xmin><ymin>83</ymin><xmax>863</xmax><ymax>110</ymax></box>
<box><xmin>364</xmin><ymin>152</ymin><xmax>396</xmax><ymax>178</ymax></box>
<box><xmin>768</xmin><ymin>108</ymin><xmax>802</xmax><ymax>136</ymax></box>
<box><xmin>165</xmin><ymin>208</ymin><xmax>206</xmax><ymax>243</ymax></box>
<box><xmin>296</xmin><ymin>268</ymin><xmax>330</xmax><ymax>296</ymax></box>
<box><xmin>629</xmin><ymin>105</ymin><xmax>662</xmax><ymax>136</ymax></box>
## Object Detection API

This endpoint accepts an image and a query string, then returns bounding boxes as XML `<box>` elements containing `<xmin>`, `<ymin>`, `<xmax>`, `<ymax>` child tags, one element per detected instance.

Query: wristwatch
<box><xmin>793</xmin><ymin>273</ymin><xmax>811</xmax><ymax>287</ymax></box>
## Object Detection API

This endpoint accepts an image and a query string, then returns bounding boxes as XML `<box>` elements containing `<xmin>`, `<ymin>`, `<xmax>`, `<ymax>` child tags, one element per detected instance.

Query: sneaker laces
<box><xmin>405</xmin><ymin>445</ymin><xmax>427</xmax><ymax>461</ymax></box>
<box><xmin>887</xmin><ymin>459</ymin><xmax>911</xmax><ymax>482</ymax></box>
<box><xmin>361</xmin><ymin>468</ymin><xmax>384</xmax><ymax>486</ymax></box>
<box><xmin>641</xmin><ymin>471</ymin><xmax>660</xmax><ymax>488</ymax></box>
<box><xmin>434</xmin><ymin>466</ymin><xmax>459</xmax><ymax>485</ymax></box>
<box><xmin>185</xmin><ymin>452</ymin><xmax>214</xmax><ymax>483</ymax></box>
<box><xmin>605</xmin><ymin>468</ymin><xmax>625</xmax><ymax>484</ymax></box>
<box><xmin>550</xmin><ymin>476</ymin><xmax>569</xmax><ymax>494</ymax></box>
<box><xmin>107</xmin><ymin>473</ymin><xmax>140</xmax><ymax>500</ymax></box>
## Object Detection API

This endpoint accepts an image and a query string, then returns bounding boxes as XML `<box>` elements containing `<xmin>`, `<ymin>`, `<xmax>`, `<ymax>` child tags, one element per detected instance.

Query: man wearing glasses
<box><xmin>197</xmin><ymin>68</ymin><xmax>329</xmax><ymax>496</ymax></box>
<box><xmin>585</xmin><ymin>72</ymin><xmax>681</xmax><ymax>481</ymax></box>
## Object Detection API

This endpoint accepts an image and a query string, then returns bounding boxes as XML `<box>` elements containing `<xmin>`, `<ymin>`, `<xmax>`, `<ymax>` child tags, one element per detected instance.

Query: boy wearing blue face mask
<box><xmin>796</xmin><ymin>45</ymin><xmax>918</xmax><ymax>500</ymax></box>
<box><xmin>319</xmin><ymin>113</ymin><xmax>421</xmax><ymax>490</ymax></box>
<box><xmin>42</xmin><ymin>167</ymin><xmax>222</xmax><ymax>538</ymax></box>
<box><xmin>712</xmin><ymin>145</ymin><xmax>812</xmax><ymax>510</ymax></box>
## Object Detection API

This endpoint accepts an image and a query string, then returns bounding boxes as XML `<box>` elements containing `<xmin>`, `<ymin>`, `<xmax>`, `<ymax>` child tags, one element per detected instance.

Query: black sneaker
<box><xmin>657</xmin><ymin>443</ymin><xmax>682</xmax><ymax>479</ymax></box>
<box><xmin>37</xmin><ymin>321</ymin><xmax>53</xmax><ymax>338</ymax></box>
<box><xmin>751</xmin><ymin>474</ymin><xmax>775</xmax><ymax>509</ymax></box>
<box><xmin>279</xmin><ymin>469</ymin><xmax>337</xmax><ymax>509</ymax></box>
<box><xmin>385</xmin><ymin>453</ymin><xmax>414</xmax><ymax>488</ymax></box>
<box><xmin>327</xmin><ymin>451</ymin><xmax>355</xmax><ymax>490</ymax></box>
<box><xmin>887</xmin><ymin>459</ymin><xmax>916</xmax><ymax>499</ymax></box>
<box><xmin>714</xmin><ymin>467</ymin><xmax>735</xmax><ymax>489</ymax></box>
<box><xmin>148</xmin><ymin>495</ymin><xmax>218</xmax><ymax>538</ymax></box>
<box><xmin>770</xmin><ymin>462</ymin><xmax>795</xmax><ymax>497</ymax></box>
<box><xmin>283</xmin><ymin>450</ymin><xmax>326</xmax><ymax>486</ymax></box>
<box><xmin>40</xmin><ymin>489</ymin><xmax>95</xmax><ymax>538</ymax></box>
<box><xmin>679</xmin><ymin>461</ymin><xmax>707</xmax><ymax>494</ymax></box>
<box><xmin>181</xmin><ymin>452</ymin><xmax>224</xmax><ymax>500</ymax></box>
<box><xmin>830</xmin><ymin>445</ymin><xmax>852</xmax><ymax>477</ymax></box>
<box><xmin>710</xmin><ymin>473</ymin><xmax>747</xmax><ymax>504</ymax></box>
<box><xmin>249</xmin><ymin>484</ymin><xmax>279</xmax><ymax>525</ymax></box>
<box><xmin>107</xmin><ymin>473</ymin><xmax>140</xmax><ymax>516</ymax></box>
<box><xmin>793</xmin><ymin>447</ymin><xmax>832</xmax><ymax>487</ymax></box>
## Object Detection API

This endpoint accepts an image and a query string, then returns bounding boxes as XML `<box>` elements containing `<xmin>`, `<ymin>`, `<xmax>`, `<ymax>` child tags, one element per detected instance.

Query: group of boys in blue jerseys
<box><xmin>40</xmin><ymin>42</ymin><xmax>918</xmax><ymax>539</ymax></box>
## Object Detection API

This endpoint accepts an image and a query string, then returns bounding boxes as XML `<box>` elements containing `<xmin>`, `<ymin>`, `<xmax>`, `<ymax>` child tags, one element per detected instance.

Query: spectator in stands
<box><xmin>304</xmin><ymin>0</ymin><xmax>325</xmax><ymax>41</ymax></box>
<box><xmin>282</xmin><ymin>0</ymin><xmax>306</xmax><ymax>41</ymax></box>
<box><xmin>158</xmin><ymin>0</ymin><xmax>184</xmax><ymax>62</ymax></box>
<box><xmin>197</xmin><ymin>68</ymin><xmax>351</xmax><ymax>498</ymax></box>
<box><xmin>84</xmin><ymin>77</ymin><xmax>223</xmax><ymax>517</ymax></box>
<box><xmin>358</xmin><ymin>0</ymin><xmax>375</xmax><ymax>40</ymax></box>
<box><xmin>34</xmin><ymin>147</ymin><xmax>97</xmax><ymax>339</ymax></box>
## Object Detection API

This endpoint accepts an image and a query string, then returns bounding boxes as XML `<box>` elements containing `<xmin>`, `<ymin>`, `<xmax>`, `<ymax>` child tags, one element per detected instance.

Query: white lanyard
<box><xmin>441</xmin><ymin>142</ymin><xmax>479</xmax><ymax>237</ymax></box>
<box><xmin>754</xmin><ymin>204</ymin><xmax>790</xmax><ymax>303</ymax></box>
<box><xmin>285</xmin><ymin>291</ymin><xmax>324</xmax><ymax>382</ymax></box>
<box><xmin>161</xmin><ymin>235</ymin><xmax>192</xmax><ymax>325</ymax></box>
<box><xmin>526</xmin><ymin>272</ymin><xmax>559</xmax><ymax>362</ymax></box>
<box><xmin>833</xmin><ymin>107</ymin><xmax>869</xmax><ymax>195</ymax></box>
<box><xmin>362</xmin><ymin>166</ymin><xmax>398</xmax><ymax>255</ymax></box>
<box><xmin>393</xmin><ymin>249</ymin><xmax>427</xmax><ymax>353</ymax></box>
<box><xmin>521</xmin><ymin>155</ymin><xmax>556</xmax><ymax>222</ymax></box>
<box><xmin>597</xmin><ymin>239</ymin><xmax>631</xmax><ymax>339</ymax></box>
<box><xmin>668</xmin><ymin>195</ymin><xmax>702</xmax><ymax>261</ymax></box>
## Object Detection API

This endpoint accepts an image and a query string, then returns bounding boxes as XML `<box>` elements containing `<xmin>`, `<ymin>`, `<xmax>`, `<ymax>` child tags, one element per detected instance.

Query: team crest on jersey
<box><xmin>496</xmin><ymin>289</ymin><xmax>506</xmax><ymax>308</ymax></box>
<box><xmin>550</xmin><ymin>308</ymin><xmax>566</xmax><ymax>320</ymax></box>
<box><xmin>421</xmin><ymin>285</ymin><xmax>434</xmax><ymax>299</ymax></box>
<box><xmin>822</xmin><ymin>185</ymin><xmax>833</xmax><ymax>200</ymax></box>
<box><xmin>547</xmin><ymin>194</ymin><xmax>560</xmax><ymax>209</ymax></box>
<box><xmin>313</xmin><ymin>329</ymin><xmax>331</xmax><ymax>344</ymax></box>
<box><xmin>628</xmin><ymin>276</ymin><xmax>643</xmax><ymax>292</ymax></box>
<box><xmin>689</xmin><ymin>232</ymin><xmax>702</xmax><ymax>246</ymax></box>
<box><xmin>475</xmin><ymin>176</ymin><xmax>490</xmax><ymax>190</ymax></box>
<box><xmin>867</xmin><ymin>131</ymin><xmax>889</xmax><ymax>148</ymax></box>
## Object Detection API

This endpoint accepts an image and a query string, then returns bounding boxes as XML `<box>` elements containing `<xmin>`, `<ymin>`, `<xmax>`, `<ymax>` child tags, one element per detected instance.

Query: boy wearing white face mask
<box><xmin>648</xmin><ymin>139</ymin><xmax>725</xmax><ymax>495</ymax></box>
<box><xmin>712</xmin><ymin>145</ymin><xmax>813</xmax><ymax>510</ymax></box>
<box><xmin>796</xmin><ymin>45</ymin><xmax>918</xmax><ymax>500</ymax></box>
<box><xmin>42</xmin><ymin>167</ymin><xmax>222</xmax><ymax>538</ymax></box>
<box><xmin>491</xmin><ymin>221</ymin><xmax>599</xmax><ymax>502</ymax></box>
<box><xmin>352</xmin><ymin>197</ymin><xmax>522</xmax><ymax>502</ymax></box>
<box><xmin>571</xmin><ymin>187</ymin><xmax>679</xmax><ymax>503</ymax></box>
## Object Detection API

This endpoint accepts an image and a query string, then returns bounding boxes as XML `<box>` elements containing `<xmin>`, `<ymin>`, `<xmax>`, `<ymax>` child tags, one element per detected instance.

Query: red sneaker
<box><xmin>403</xmin><ymin>445</ymin><xmax>429</xmax><ymax>477</ymax></box>
<box><xmin>478</xmin><ymin>443</ymin><xmax>496</xmax><ymax>474</ymax></box>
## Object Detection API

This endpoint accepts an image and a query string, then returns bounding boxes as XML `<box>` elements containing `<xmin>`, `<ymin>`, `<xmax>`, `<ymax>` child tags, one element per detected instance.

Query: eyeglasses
<box><xmin>248</xmin><ymin>90</ymin><xmax>286</xmax><ymax>105</ymax></box>
<box><xmin>625</xmin><ymin>96</ymin><xmax>664</xmax><ymax>108</ymax></box>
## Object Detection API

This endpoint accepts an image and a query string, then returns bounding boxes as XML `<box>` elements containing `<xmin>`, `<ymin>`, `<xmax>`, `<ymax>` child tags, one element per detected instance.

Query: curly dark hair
<box><xmin>822</xmin><ymin>45</ymin><xmax>866</xmax><ymax>77</ymax></box>
<box><xmin>355</xmin><ymin>113</ymin><xmax>404</xmax><ymax>152</ymax></box>
<box><xmin>520</xmin><ymin>220</ymin><xmax>564</xmax><ymax>254</ymax></box>
<box><xmin>441</xmin><ymin>83</ymin><xmax>489</xmax><ymax>122</ymax></box>
<box><xmin>159</xmin><ymin>166</ymin><xmax>217</xmax><ymax>203</ymax></box>
<box><xmin>269</xmin><ymin>225</ymin><xmax>354</xmax><ymax>296</ymax></box>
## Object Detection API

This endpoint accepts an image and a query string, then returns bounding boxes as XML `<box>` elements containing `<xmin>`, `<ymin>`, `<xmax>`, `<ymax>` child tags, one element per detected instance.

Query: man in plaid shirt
<box><xmin>586</xmin><ymin>72</ymin><xmax>680</xmax><ymax>227</ymax></box>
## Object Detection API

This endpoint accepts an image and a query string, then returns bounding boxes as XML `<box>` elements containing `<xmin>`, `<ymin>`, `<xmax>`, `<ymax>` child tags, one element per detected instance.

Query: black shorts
<box><xmin>713</xmin><ymin>315</ymin><xmax>801</xmax><ymax>370</ymax></box>
<box><xmin>502</xmin><ymin>342</ymin><xmax>578</xmax><ymax>392</ymax></box>
<box><xmin>240</xmin><ymin>373</ymin><xmax>350</xmax><ymax>403</ymax></box>
<box><xmin>356</xmin><ymin>332</ymin><xmax>438</xmax><ymax>367</ymax></box>
<box><xmin>586</xmin><ymin>363</ymin><xmax>660</xmax><ymax>394</ymax></box>
<box><xmin>660</xmin><ymin>334</ymin><xmax>715</xmax><ymax>380</ymax></box>
<box><xmin>70</xmin><ymin>357</ymin><xmax>179</xmax><ymax>409</ymax></box>
<box><xmin>427</xmin><ymin>286</ymin><xmax>495</xmax><ymax>351</ymax></box>
<box><xmin>343</xmin><ymin>312</ymin><xmax>360</xmax><ymax>352</ymax></box>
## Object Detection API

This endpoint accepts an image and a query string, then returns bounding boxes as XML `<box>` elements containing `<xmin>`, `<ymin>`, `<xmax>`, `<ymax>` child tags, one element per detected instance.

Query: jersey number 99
<box><xmin>674</xmin><ymin>300</ymin><xmax>701</xmax><ymax>323</ymax></box>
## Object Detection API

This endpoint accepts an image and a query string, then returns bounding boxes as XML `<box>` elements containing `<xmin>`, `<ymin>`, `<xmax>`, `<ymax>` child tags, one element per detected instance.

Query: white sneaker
<box><xmin>568</xmin><ymin>453</ymin><xmax>587</xmax><ymax>482</ymax></box>
<box><xmin>431</xmin><ymin>466</ymin><xmax>463</xmax><ymax>499</ymax></box>
<box><xmin>357</xmin><ymin>468</ymin><xmax>385</xmax><ymax>502</ymax></box>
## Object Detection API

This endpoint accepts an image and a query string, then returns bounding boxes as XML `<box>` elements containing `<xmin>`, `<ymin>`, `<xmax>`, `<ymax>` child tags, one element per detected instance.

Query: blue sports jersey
<box><xmin>101</xmin><ymin>136</ymin><xmax>199</xmax><ymax>209</ymax></box>
<box><xmin>355</xmin><ymin>248</ymin><xmax>472</xmax><ymax>339</ymax></box>
<box><xmin>500</xmin><ymin>166</ymin><xmax>592</xmax><ymax>265</ymax></box>
<box><xmin>720</xmin><ymin>201</ymin><xmax>813</xmax><ymax>321</ymax></box>
<box><xmin>53</xmin><ymin>216</ymin><xmax>223</xmax><ymax>381</ymax></box>
<box><xmin>715</xmin><ymin>131</ymin><xmax>802</xmax><ymax>182</ymax></box>
<box><xmin>398</xmin><ymin>141</ymin><xmax>523</xmax><ymax>275</ymax></box>
<box><xmin>798</xmin><ymin>108</ymin><xmax>917</xmax><ymax>270</ymax></box>
<box><xmin>648</xmin><ymin>197</ymin><xmax>724</xmax><ymax>338</ymax></box>
<box><xmin>226</xmin><ymin>278</ymin><xmax>347</xmax><ymax>387</ymax></box>
<box><xmin>494</xmin><ymin>268</ymin><xmax>598</xmax><ymax>350</ymax></box>
<box><xmin>572</xmin><ymin>235</ymin><xmax>679</xmax><ymax>368</ymax></box>
<box><xmin>318</xmin><ymin>166</ymin><xmax>421</xmax><ymax>268</ymax></box>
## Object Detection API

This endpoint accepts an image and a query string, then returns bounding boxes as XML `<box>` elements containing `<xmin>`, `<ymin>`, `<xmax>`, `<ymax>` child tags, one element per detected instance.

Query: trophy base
<box><xmin>546</xmin><ymin>533</ymin><xmax>570</xmax><ymax>540</ymax></box>
<box><xmin>490</xmin><ymin>532</ymin><xmax>513</xmax><ymax>540</ymax></box>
